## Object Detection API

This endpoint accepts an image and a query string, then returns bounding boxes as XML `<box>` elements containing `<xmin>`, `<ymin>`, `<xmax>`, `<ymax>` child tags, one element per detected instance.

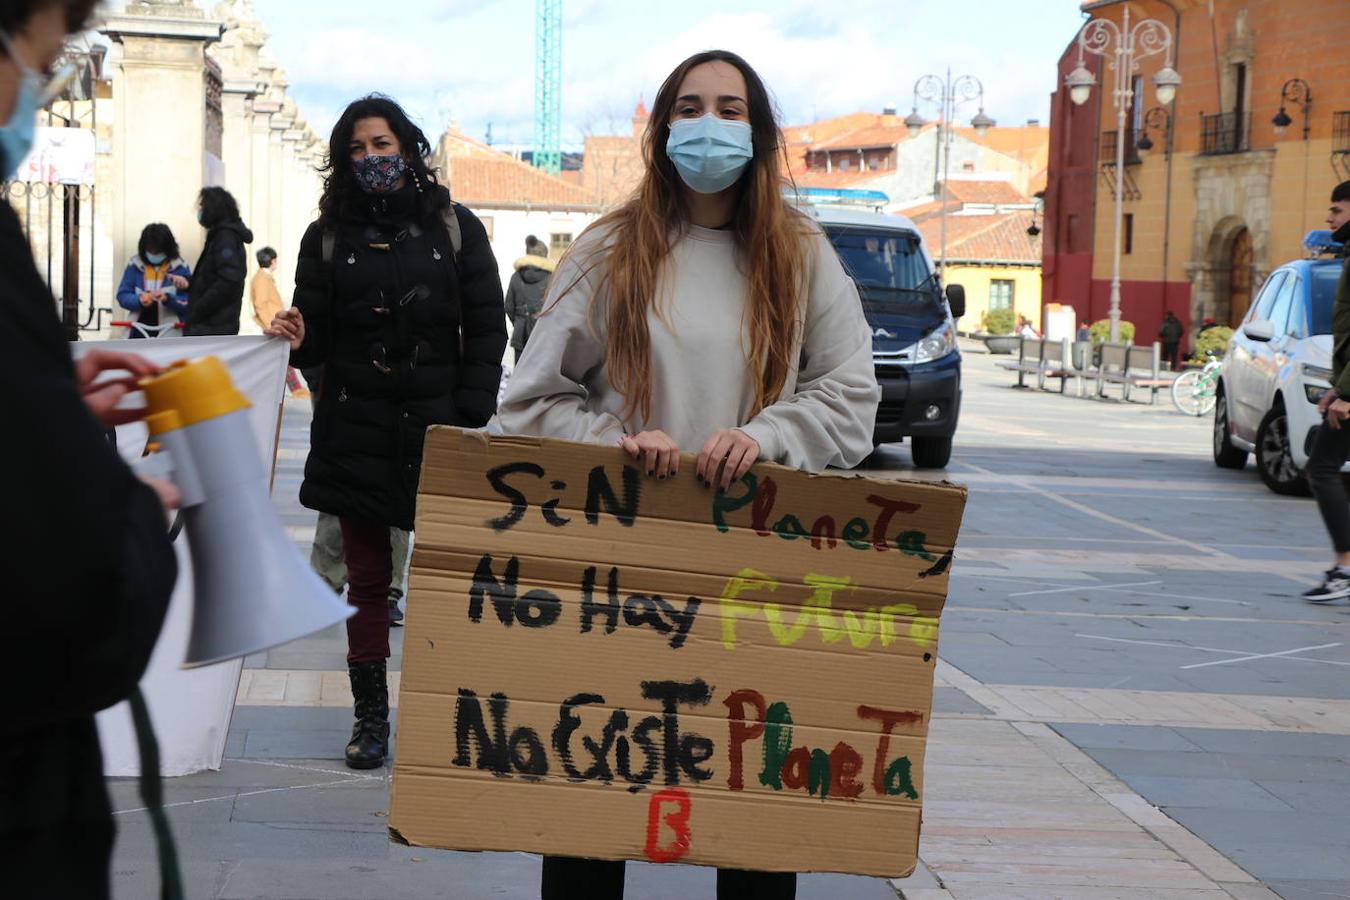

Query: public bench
<box><xmin>995</xmin><ymin>336</ymin><xmax>1074</xmax><ymax>394</ymax></box>
<box><xmin>1096</xmin><ymin>341</ymin><xmax>1169</xmax><ymax>403</ymax></box>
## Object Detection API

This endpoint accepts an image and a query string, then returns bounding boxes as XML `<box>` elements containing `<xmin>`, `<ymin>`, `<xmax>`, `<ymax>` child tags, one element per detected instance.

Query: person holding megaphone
<box><xmin>267</xmin><ymin>94</ymin><xmax>507</xmax><ymax>770</ymax></box>
<box><xmin>0</xmin><ymin>1</ymin><xmax>180</xmax><ymax>894</ymax></box>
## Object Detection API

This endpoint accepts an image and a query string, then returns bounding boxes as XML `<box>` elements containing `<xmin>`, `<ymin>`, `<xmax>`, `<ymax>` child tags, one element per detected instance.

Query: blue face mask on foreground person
<box><xmin>0</xmin><ymin>28</ymin><xmax>42</xmax><ymax>179</ymax></box>
<box><xmin>665</xmin><ymin>114</ymin><xmax>753</xmax><ymax>194</ymax></box>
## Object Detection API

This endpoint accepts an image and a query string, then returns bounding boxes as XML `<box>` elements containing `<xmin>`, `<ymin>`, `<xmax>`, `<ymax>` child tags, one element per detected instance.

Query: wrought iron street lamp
<box><xmin>1134</xmin><ymin>106</ymin><xmax>1172</xmax><ymax>157</ymax></box>
<box><xmin>1272</xmin><ymin>78</ymin><xmax>1312</xmax><ymax>139</ymax></box>
<box><xmin>904</xmin><ymin>69</ymin><xmax>996</xmax><ymax>279</ymax></box>
<box><xmin>1066</xmin><ymin>8</ymin><xmax>1180</xmax><ymax>342</ymax></box>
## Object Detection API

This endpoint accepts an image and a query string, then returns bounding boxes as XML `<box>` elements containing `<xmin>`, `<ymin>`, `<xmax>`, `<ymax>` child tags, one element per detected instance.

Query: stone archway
<box><xmin>1190</xmin><ymin>216</ymin><xmax>1255</xmax><ymax>329</ymax></box>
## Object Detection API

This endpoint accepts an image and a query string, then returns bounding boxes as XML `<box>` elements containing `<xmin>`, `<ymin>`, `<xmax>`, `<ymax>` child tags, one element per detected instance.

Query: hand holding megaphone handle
<box><xmin>131</xmin><ymin>439</ymin><xmax>207</xmax><ymax>508</ymax></box>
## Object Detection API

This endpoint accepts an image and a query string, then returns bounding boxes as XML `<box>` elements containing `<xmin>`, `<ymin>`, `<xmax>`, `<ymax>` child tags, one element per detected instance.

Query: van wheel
<box><xmin>911</xmin><ymin>436</ymin><xmax>952</xmax><ymax>469</ymax></box>
<box><xmin>1256</xmin><ymin>404</ymin><xmax>1310</xmax><ymax>496</ymax></box>
<box><xmin>1212</xmin><ymin>390</ymin><xmax>1248</xmax><ymax>470</ymax></box>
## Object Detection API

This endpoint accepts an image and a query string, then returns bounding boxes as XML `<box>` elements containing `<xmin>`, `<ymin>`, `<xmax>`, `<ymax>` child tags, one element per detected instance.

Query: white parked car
<box><xmin>1213</xmin><ymin>232</ymin><xmax>1346</xmax><ymax>494</ymax></box>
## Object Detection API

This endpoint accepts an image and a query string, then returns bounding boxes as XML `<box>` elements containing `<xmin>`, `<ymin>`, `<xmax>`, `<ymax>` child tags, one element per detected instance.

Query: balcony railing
<box><xmin>1200</xmin><ymin>112</ymin><xmax>1251</xmax><ymax>156</ymax></box>
<box><xmin>1334</xmin><ymin>111</ymin><xmax>1350</xmax><ymax>154</ymax></box>
<box><xmin>1099</xmin><ymin>130</ymin><xmax>1141</xmax><ymax>166</ymax></box>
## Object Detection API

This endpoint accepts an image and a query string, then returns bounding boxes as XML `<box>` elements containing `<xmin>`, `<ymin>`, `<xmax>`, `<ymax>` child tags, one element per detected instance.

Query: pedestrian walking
<box><xmin>250</xmin><ymin>246</ymin><xmax>308</xmax><ymax>396</ymax></box>
<box><xmin>184</xmin><ymin>186</ymin><xmax>253</xmax><ymax>336</ymax></box>
<box><xmin>1</xmin><ymin>3</ymin><xmax>179</xmax><ymax>895</ymax></box>
<box><xmin>503</xmin><ymin>234</ymin><xmax>555</xmax><ymax>363</ymax></box>
<box><xmin>1303</xmin><ymin>180</ymin><xmax>1350</xmax><ymax>601</ymax></box>
<box><xmin>265</xmin><ymin>94</ymin><xmax>506</xmax><ymax>769</ymax></box>
<box><xmin>1159</xmin><ymin>310</ymin><xmax>1184</xmax><ymax>370</ymax></box>
<box><xmin>115</xmin><ymin>223</ymin><xmax>191</xmax><ymax>338</ymax></box>
<box><xmin>495</xmin><ymin>49</ymin><xmax>880</xmax><ymax>900</ymax></box>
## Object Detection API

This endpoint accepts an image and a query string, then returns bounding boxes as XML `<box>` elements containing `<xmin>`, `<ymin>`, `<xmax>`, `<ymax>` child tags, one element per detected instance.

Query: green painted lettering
<box><xmin>759</xmin><ymin>702</ymin><xmax>793</xmax><ymax>791</ymax></box>
<box><xmin>842</xmin><ymin>517</ymin><xmax>871</xmax><ymax>550</ymax></box>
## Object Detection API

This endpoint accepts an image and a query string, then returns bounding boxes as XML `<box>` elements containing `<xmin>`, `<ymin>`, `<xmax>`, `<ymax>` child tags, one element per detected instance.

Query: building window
<box><xmin>1123</xmin><ymin>213</ymin><xmax>1134</xmax><ymax>255</ymax></box>
<box><xmin>479</xmin><ymin>216</ymin><xmax>494</xmax><ymax>241</ymax></box>
<box><xmin>989</xmin><ymin>279</ymin><xmax>1014</xmax><ymax>311</ymax></box>
<box><xmin>550</xmin><ymin>232</ymin><xmax>573</xmax><ymax>254</ymax></box>
<box><xmin>961</xmin><ymin>160</ymin><xmax>975</xmax><ymax>172</ymax></box>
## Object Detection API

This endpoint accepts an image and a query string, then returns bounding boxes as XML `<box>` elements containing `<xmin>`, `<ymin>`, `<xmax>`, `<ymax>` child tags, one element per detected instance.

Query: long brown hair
<box><xmin>564</xmin><ymin>50</ymin><xmax>811</xmax><ymax>424</ymax></box>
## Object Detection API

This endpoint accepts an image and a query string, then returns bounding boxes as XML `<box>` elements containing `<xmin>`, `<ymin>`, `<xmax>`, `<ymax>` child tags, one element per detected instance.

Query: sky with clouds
<box><xmin>135</xmin><ymin>1</ymin><xmax>1088</xmax><ymax>150</ymax></box>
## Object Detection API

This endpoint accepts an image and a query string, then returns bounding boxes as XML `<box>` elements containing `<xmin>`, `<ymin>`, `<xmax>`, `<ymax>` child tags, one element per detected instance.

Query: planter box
<box><xmin>983</xmin><ymin>335</ymin><xmax>1019</xmax><ymax>355</ymax></box>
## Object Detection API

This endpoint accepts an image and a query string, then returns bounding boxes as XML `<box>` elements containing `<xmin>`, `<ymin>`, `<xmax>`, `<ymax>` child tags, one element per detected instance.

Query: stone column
<box><xmin>102</xmin><ymin>1</ymin><xmax>223</xmax><ymax>271</ymax></box>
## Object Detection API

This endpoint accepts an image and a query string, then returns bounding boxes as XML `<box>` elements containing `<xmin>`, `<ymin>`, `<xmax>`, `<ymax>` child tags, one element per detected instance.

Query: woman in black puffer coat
<box><xmin>184</xmin><ymin>186</ymin><xmax>253</xmax><ymax>336</ymax></box>
<box><xmin>267</xmin><ymin>95</ymin><xmax>506</xmax><ymax>769</ymax></box>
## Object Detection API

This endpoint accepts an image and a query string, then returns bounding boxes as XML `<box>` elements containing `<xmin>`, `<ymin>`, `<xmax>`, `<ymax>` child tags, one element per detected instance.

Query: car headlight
<box><xmin>1302</xmin><ymin>363</ymin><xmax>1333</xmax><ymax>404</ymax></box>
<box><xmin>911</xmin><ymin>322</ymin><xmax>956</xmax><ymax>363</ymax></box>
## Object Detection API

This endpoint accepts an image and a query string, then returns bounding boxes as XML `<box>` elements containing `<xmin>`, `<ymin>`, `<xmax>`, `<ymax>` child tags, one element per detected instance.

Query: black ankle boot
<box><xmin>346</xmin><ymin>661</ymin><xmax>390</xmax><ymax>769</ymax></box>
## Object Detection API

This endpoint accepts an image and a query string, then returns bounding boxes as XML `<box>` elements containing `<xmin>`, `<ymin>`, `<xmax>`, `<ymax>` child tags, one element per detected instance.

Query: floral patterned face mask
<box><xmin>352</xmin><ymin>153</ymin><xmax>409</xmax><ymax>194</ymax></box>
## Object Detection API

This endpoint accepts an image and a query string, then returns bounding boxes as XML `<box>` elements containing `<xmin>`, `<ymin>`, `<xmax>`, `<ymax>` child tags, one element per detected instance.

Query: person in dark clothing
<box><xmin>183</xmin><ymin>185</ymin><xmax>253</xmax><ymax>336</ymax></box>
<box><xmin>1159</xmin><ymin>311</ymin><xmax>1184</xmax><ymax>370</ymax></box>
<box><xmin>0</xmin><ymin>3</ymin><xmax>179</xmax><ymax>896</ymax></box>
<box><xmin>1302</xmin><ymin>181</ymin><xmax>1350</xmax><ymax>601</ymax></box>
<box><xmin>504</xmin><ymin>233</ymin><xmax>555</xmax><ymax>363</ymax></box>
<box><xmin>266</xmin><ymin>94</ymin><xmax>506</xmax><ymax>769</ymax></box>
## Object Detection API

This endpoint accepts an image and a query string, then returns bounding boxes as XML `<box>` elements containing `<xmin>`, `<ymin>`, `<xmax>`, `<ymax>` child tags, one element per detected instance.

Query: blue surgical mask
<box><xmin>145</xmin><ymin>252</ymin><xmax>167</xmax><ymax>265</ymax></box>
<box><xmin>0</xmin><ymin>29</ymin><xmax>41</xmax><ymax>181</ymax></box>
<box><xmin>666</xmin><ymin>115</ymin><xmax>753</xmax><ymax>194</ymax></box>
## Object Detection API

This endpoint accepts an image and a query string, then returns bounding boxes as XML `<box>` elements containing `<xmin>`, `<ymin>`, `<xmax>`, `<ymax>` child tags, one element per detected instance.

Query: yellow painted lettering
<box><xmin>718</xmin><ymin>568</ymin><xmax>779</xmax><ymax>649</ymax></box>
<box><xmin>879</xmin><ymin>604</ymin><xmax>918</xmax><ymax>647</ymax></box>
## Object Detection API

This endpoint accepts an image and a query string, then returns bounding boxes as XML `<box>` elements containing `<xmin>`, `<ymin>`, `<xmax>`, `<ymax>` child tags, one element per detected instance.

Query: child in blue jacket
<box><xmin>115</xmin><ymin>223</ymin><xmax>192</xmax><ymax>338</ymax></box>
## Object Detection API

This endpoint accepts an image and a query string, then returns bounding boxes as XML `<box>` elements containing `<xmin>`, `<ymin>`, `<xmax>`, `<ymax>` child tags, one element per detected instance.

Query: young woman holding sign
<box><xmin>495</xmin><ymin>49</ymin><xmax>880</xmax><ymax>900</ymax></box>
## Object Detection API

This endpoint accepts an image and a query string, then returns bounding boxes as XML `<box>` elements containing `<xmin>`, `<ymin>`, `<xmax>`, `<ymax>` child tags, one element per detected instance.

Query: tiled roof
<box><xmin>944</xmin><ymin>179</ymin><xmax>1029</xmax><ymax>205</ymax></box>
<box><xmin>446</xmin><ymin>156</ymin><xmax>597</xmax><ymax>208</ymax></box>
<box><xmin>913</xmin><ymin>210</ymin><xmax>1042</xmax><ymax>264</ymax></box>
<box><xmin>808</xmin><ymin>122</ymin><xmax>929</xmax><ymax>151</ymax></box>
<box><xmin>953</xmin><ymin>125</ymin><xmax>1050</xmax><ymax>172</ymax></box>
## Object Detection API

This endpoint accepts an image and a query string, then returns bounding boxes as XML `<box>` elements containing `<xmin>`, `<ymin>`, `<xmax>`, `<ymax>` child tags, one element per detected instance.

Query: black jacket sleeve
<box><xmin>191</xmin><ymin>230</ymin><xmax>247</xmax><ymax>327</ymax></box>
<box><xmin>452</xmin><ymin>205</ymin><xmax>508</xmax><ymax>426</ymax></box>
<box><xmin>289</xmin><ymin>222</ymin><xmax>332</xmax><ymax>371</ymax></box>
<box><xmin>1</xmin><ymin>247</ymin><xmax>176</xmax><ymax>731</ymax></box>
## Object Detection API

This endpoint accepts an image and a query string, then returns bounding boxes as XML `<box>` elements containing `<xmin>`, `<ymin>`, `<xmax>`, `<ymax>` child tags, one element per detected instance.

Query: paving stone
<box><xmin>1117</xmin><ymin>775</ymin><xmax>1292</xmax><ymax>812</ymax></box>
<box><xmin>1263</xmin><ymin>880</ymin><xmax>1350</xmax><ymax>900</ymax></box>
<box><xmin>1173</xmin><ymin>728</ymin><xmax>1350</xmax><ymax>757</ymax></box>
<box><xmin>933</xmin><ymin>687</ymin><xmax>993</xmax><ymax>716</ymax></box>
<box><xmin>1051</xmin><ymin>724</ymin><xmax>1204</xmax><ymax>752</ymax></box>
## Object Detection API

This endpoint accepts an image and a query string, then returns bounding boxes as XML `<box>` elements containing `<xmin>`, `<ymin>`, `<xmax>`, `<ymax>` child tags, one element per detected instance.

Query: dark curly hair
<box><xmin>317</xmin><ymin>94</ymin><xmax>448</xmax><ymax>228</ymax></box>
<box><xmin>198</xmin><ymin>186</ymin><xmax>240</xmax><ymax>230</ymax></box>
<box><xmin>137</xmin><ymin>223</ymin><xmax>179</xmax><ymax>264</ymax></box>
<box><xmin>0</xmin><ymin>0</ymin><xmax>98</xmax><ymax>35</ymax></box>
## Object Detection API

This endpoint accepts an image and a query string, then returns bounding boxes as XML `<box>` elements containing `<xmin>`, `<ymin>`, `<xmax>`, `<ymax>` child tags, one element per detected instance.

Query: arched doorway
<box><xmin>1228</xmin><ymin>227</ymin><xmax>1252</xmax><ymax>327</ymax></box>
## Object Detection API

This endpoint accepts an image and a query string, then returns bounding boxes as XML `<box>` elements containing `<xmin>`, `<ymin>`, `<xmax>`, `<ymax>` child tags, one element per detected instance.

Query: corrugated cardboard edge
<box><xmin>425</xmin><ymin>426</ymin><xmax>970</xmax><ymax>498</ymax></box>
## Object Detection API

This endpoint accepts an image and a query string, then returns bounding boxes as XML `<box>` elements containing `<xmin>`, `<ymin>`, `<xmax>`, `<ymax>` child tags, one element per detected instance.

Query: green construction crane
<box><xmin>533</xmin><ymin>0</ymin><xmax>561</xmax><ymax>176</ymax></box>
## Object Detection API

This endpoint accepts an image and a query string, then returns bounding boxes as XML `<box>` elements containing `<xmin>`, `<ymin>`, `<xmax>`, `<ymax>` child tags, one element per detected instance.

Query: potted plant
<box><xmin>981</xmin><ymin>308</ymin><xmax>1019</xmax><ymax>354</ymax></box>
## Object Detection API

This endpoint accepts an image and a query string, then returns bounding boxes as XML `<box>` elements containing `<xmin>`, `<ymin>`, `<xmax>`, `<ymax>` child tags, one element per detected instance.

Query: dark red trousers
<box><xmin>339</xmin><ymin>517</ymin><xmax>391</xmax><ymax>664</ymax></box>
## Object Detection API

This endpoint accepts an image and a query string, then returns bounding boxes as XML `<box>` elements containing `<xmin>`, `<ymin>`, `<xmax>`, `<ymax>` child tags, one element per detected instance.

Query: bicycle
<box><xmin>1171</xmin><ymin>351</ymin><xmax>1222</xmax><ymax>417</ymax></box>
<box><xmin>111</xmin><ymin>319</ymin><xmax>185</xmax><ymax>339</ymax></box>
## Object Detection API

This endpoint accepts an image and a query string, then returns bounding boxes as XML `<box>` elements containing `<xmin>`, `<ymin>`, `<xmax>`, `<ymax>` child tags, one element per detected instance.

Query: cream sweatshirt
<box><xmin>494</xmin><ymin>221</ymin><xmax>880</xmax><ymax>473</ymax></box>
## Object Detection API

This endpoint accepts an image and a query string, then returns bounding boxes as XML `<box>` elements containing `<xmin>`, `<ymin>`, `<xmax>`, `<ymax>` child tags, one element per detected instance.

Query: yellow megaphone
<box><xmin>138</xmin><ymin>356</ymin><xmax>353</xmax><ymax>669</ymax></box>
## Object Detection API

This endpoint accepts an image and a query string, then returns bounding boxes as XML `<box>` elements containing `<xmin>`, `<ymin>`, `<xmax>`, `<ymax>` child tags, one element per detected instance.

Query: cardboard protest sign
<box><xmin>390</xmin><ymin>427</ymin><xmax>967</xmax><ymax>877</ymax></box>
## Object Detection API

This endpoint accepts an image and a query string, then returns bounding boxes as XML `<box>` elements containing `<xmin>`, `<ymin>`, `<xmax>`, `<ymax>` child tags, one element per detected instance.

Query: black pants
<box><xmin>1162</xmin><ymin>342</ymin><xmax>1180</xmax><ymax>369</ymax></box>
<box><xmin>1308</xmin><ymin>418</ymin><xmax>1350</xmax><ymax>554</ymax></box>
<box><xmin>540</xmin><ymin>857</ymin><xmax>796</xmax><ymax>899</ymax></box>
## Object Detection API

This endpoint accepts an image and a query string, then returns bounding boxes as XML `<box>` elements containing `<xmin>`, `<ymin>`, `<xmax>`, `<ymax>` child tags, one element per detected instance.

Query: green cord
<box><xmin>128</xmin><ymin>688</ymin><xmax>184</xmax><ymax>900</ymax></box>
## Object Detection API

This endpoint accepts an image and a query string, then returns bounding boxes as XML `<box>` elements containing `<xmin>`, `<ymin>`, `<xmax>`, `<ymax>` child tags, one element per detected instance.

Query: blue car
<box><xmin>1214</xmin><ymin>230</ymin><xmax>1347</xmax><ymax>494</ymax></box>
<box><xmin>803</xmin><ymin>202</ymin><xmax>966</xmax><ymax>468</ymax></box>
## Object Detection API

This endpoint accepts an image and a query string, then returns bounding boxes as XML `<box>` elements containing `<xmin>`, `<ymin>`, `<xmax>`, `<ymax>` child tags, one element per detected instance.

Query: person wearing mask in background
<box><xmin>115</xmin><ymin>223</ymin><xmax>191</xmax><ymax>338</ymax></box>
<box><xmin>266</xmin><ymin>94</ymin><xmax>506</xmax><ymax>769</ymax></box>
<box><xmin>0</xmin><ymin>2</ymin><xmax>179</xmax><ymax>894</ymax></box>
<box><xmin>1302</xmin><ymin>181</ymin><xmax>1350</xmax><ymax>601</ymax></box>
<box><xmin>184</xmin><ymin>185</ymin><xmax>252</xmax><ymax>336</ymax></box>
<box><xmin>495</xmin><ymin>49</ymin><xmax>879</xmax><ymax>900</ymax></box>
<box><xmin>251</xmin><ymin>245</ymin><xmax>309</xmax><ymax>397</ymax></box>
<box><xmin>1159</xmin><ymin>311</ymin><xmax>1184</xmax><ymax>370</ymax></box>
<box><xmin>503</xmin><ymin>234</ymin><xmax>555</xmax><ymax>363</ymax></box>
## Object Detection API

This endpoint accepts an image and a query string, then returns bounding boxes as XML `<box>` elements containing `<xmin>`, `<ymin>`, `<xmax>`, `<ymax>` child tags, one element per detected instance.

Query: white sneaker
<box><xmin>1303</xmin><ymin>569</ymin><xmax>1350</xmax><ymax>603</ymax></box>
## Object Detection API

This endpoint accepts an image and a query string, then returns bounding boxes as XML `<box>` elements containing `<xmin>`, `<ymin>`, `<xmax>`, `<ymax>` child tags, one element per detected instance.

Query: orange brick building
<box><xmin>1042</xmin><ymin>0</ymin><xmax>1350</xmax><ymax>346</ymax></box>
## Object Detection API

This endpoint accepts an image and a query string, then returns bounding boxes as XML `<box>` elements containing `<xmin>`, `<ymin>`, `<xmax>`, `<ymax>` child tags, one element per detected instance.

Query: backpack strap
<box><xmin>443</xmin><ymin>202</ymin><xmax>463</xmax><ymax>261</ymax></box>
